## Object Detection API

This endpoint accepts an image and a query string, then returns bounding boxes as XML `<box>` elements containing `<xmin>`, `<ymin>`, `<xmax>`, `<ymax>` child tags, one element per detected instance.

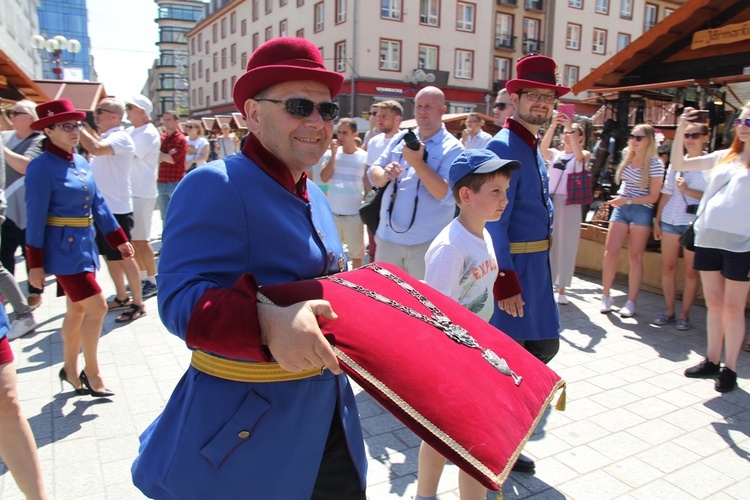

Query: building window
<box><xmin>231</xmin><ymin>75</ymin><xmax>237</xmax><ymax>92</ymax></box>
<box><xmin>212</xmin><ymin>23</ymin><xmax>218</xmax><ymax>43</ymax></box>
<box><xmin>298</xmin><ymin>0</ymin><xmax>304</xmax><ymax>6</ymax></box>
<box><xmin>644</xmin><ymin>3</ymin><xmax>657</xmax><ymax>31</ymax></box>
<box><xmin>221</xmin><ymin>18</ymin><xmax>226</xmax><ymax>38</ymax></box>
<box><xmin>214</xmin><ymin>82</ymin><xmax>219</xmax><ymax>100</ymax></box>
<box><xmin>159</xmin><ymin>73</ymin><xmax>179</xmax><ymax>90</ymax></box>
<box><xmin>495</xmin><ymin>13</ymin><xmax>514</xmax><ymax>49</ymax></box>
<box><xmin>205</xmin><ymin>41</ymin><xmax>209</xmax><ymax>53</ymax></box>
<box><xmin>336</xmin><ymin>0</ymin><xmax>346</xmax><ymax>24</ymax></box>
<box><xmin>620</xmin><ymin>0</ymin><xmax>632</xmax><ymax>19</ymax></box>
<box><xmin>253</xmin><ymin>33</ymin><xmax>259</xmax><ymax>51</ymax></box>
<box><xmin>420</xmin><ymin>0</ymin><xmax>439</xmax><ymax>27</ymax></box>
<box><xmin>281</xmin><ymin>0</ymin><xmax>288</xmax><ymax>5</ymax></box>
<box><xmin>199</xmin><ymin>87</ymin><xmax>204</xmax><ymax>106</ymax></box>
<box><xmin>456</xmin><ymin>3</ymin><xmax>474</xmax><ymax>32</ymax></box>
<box><xmin>157</xmin><ymin>4</ymin><xmax>203</xmax><ymax>21</ymax></box>
<box><xmin>221</xmin><ymin>48</ymin><xmax>227</xmax><ymax>68</ymax></box>
<box><xmin>418</xmin><ymin>44</ymin><xmax>438</xmax><ymax>70</ymax></box>
<box><xmin>222</xmin><ymin>79</ymin><xmax>227</xmax><ymax>101</ymax></box>
<box><xmin>192</xmin><ymin>89</ymin><xmax>196</xmax><ymax>106</ymax></box>
<box><xmin>522</xmin><ymin>18</ymin><xmax>540</xmax><ymax>53</ymax></box>
<box><xmin>265</xmin><ymin>26</ymin><xmax>272</xmax><ymax>41</ymax></box>
<box><xmin>664</xmin><ymin>8</ymin><xmax>673</xmax><ymax>18</ymax></box>
<box><xmin>231</xmin><ymin>12</ymin><xmax>237</xmax><ymax>33</ymax></box>
<box><xmin>252</xmin><ymin>0</ymin><xmax>259</xmax><ymax>21</ymax></box>
<box><xmin>335</xmin><ymin>40</ymin><xmax>346</xmax><ymax>72</ymax></box>
<box><xmin>296</xmin><ymin>28</ymin><xmax>304</xmax><ymax>37</ymax></box>
<box><xmin>198</xmin><ymin>33</ymin><xmax>202</xmax><ymax>51</ymax></box>
<box><xmin>190</xmin><ymin>38</ymin><xmax>195</xmax><ymax>55</ymax></box>
<box><xmin>617</xmin><ymin>32</ymin><xmax>630</xmax><ymax>51</ymax></box>
<box><xmin>241</xmin><ymin>19</ymin><xmax>247</xmax><ymax>36</ymax></box>
<box><xmin>525</xmin><ymin>0</ymin><xmax>543</xmax><ymax>10</ymax></box>
<box><xmin>191</xmin><ymin>63</ymin><xmax>196</xmax><ymax>80</ymax></box>
<box><xmin>566</xmin><ymin>23</ymin><xmax>581</xmax><ymax>50</ymax></box>
<box><xmin>564</xmin><ymin>65</ymin><xmax>579</xmax><ymax>87</ymax></box>
<box><xmin>379</xmin><ymin>39</ymin><xmax>400</xmax><ymax>71</ymax></box>
<box><xmin>265</xmin><ymin>0</ymin><xmax>273</xmax><ymax>14</ymax></box>
<box><xmin>198</xmin><ymin>59</ymin><xmax>203</xmax><ymax>78</ymax></box>
<box><xmin>381</xmin><ymin>0</ymin><xmax>402</xmax><ymax>20</ymax></box>
<box><xmin>206</xmin><ymin>69</ymin><xmax>210</xmax><ymax>83</ymax></box>
<box><xmin>494</xmin><ymin>57</ymin><xmax>511</xmax><ymax>81</ymax></box>
<box><xmin>231</xmin><ymin>44</ymin><xmax>237</xmax><ymax>65</ymax></box>
<box><xmin>569</xmin><ymin>0</ymin><xmax>582</xmax><ymax>8</ymax></box>
<box><xmin>455</xmin><ymin>49</ymin><xmax>473</xmax><ymax>79</ymax></box>
<box><xmin>314</xmin><ymin>2</ymin><xmax>324</xmax><ymax>32</ymax></box>
<box><xmin>213</xmin><ymin>52</ymin><xmax>218</xmax><ymax>72</ymax></box>
<box><xmin>280</xmin><ymin>19</ymin><xmax>288</xmax><ymax>36</ymax></box>
<box><xmin>241</xmin><ymin>52</ymin><xmax>248</xmax><ymax>67</ymax></box>
<box><xmin>593</xmin><ymin>28</ymin><xmax>606</xmax><ymax>54</ymax></box>
<box><xmin>160</xmin><ymin>27</ymin><xmax>189</xmax><ymax>43</ymax></box>
<box><xmin>595</xmin><ymin>0</ymin><xmax>608</xmax><ymax>14</ymax></box>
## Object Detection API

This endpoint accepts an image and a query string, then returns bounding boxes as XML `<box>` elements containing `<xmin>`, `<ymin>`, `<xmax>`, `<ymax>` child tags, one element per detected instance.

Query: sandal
<box><xmin>107</xmin><ymin>296</ymin><xmax>132</xmax><ymax>311</ymax></box>
<box><xmin>115</xmin><ymin>304</ymin><xmax>146</xmax><ymax>323</ymax></box>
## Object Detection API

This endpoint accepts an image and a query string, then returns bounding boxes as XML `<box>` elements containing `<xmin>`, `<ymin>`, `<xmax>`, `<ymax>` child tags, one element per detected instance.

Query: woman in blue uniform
<box><xmin>25</xmin><ymin>99</ymin><xmax>134</xmax><ymax>397</ymax></box>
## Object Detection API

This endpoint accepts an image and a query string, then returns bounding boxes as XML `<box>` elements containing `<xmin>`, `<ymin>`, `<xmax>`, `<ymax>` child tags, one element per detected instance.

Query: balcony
<box><xmin>495</xmin><ymin>35</ymin><xmax>517</xmax><ymax>50</ymax></box>
<box><xmin>497</xmin><ymin>0</ymin><xmax>518</xmax><ymax>6</ymax></box>
<box><xmin>525</xmin><ymin>0</ymin><xmax>543</xmax><ymax>11</ymax></box>
<box><xmin>522</xmin><ymin>38</ymin><xmax>544</xmax><ymax>54</ymax></box>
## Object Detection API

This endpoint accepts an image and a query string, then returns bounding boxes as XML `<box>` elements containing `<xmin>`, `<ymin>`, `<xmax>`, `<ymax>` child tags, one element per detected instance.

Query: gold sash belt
<box><xmin>509</xmin><ymin>239</ymin><xmax>550</xmax><ymax>254</ymax></box>
<box><xmin>190</xmin><ymin>350</ymin><xmax>324</xmax><ymax>382</ymax></box>
<box><xmin>46</xmin><ymin>216</ymin><xmax>92</xmax><ymax>227</ymax></box>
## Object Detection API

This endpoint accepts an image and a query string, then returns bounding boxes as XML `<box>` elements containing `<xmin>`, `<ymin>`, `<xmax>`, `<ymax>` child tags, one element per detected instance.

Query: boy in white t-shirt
<box><xmin>416</xmin><ymin>149</ymin><xmax>520</xmax><ymax>500</ymax></box>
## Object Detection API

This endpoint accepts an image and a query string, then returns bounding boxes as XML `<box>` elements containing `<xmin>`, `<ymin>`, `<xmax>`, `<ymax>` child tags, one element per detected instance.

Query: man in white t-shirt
<box><xmin>125</xmin><ymin>95</ymin><xmax>160</xmax><ymax>299</ymax></box>
<box><xmin>318</xmin><ymin>118</ymin><xmax>367</xmax><ymax>268</ymax></box>
<box><xmin>80</xmin><ymin>98</ymin><xmax>145</xmax><ymax>322</ymax></box>
<box><xmin>364</xmin><ymin>100</ymin><xmax>403</xmax><ymax>263</ymax></box>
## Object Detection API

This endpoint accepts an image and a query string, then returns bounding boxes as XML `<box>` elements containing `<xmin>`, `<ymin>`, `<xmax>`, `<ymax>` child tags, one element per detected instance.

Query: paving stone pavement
<box><xmin>1</xmin><ymin>229</ymin><xmax>749</xmax><ymax>498</ymax></box>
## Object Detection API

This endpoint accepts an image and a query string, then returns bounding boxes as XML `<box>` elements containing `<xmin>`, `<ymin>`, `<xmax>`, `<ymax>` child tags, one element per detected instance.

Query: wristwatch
<box><xmin>626</xmin><ymin>198</ymin><xmax>633</xmax><ymax>205</ymax></box>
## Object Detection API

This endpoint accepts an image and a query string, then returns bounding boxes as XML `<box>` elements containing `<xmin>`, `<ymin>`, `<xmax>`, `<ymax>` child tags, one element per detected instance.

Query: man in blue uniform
<box><xmin>486</xmin><ymin>55</ymin><xmax>571</xmax><ymax>473</ymax></box>
<box><xmin>131</xmin><ymin>37</ymin><xmax>367</xmax><ymax>499</ymax></box>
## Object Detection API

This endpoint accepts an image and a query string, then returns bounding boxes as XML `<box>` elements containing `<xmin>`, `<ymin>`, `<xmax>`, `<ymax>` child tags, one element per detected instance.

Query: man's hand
<box><xmin>498</xmin><ymin>294</ymin><xmax>525</xmax><ymax>318</ymax></box>
<box><xmin>118</xmin><ymin>242</ymin><xmax>135</xmax><ymax>259</ymax></box>
<box><xmin>382</xmin><ymin>161</ymin><xmax>403</xmax><ymax>181</ymax></box>
<box><xmin>258</xmin><ymin>300</ymin><xmax>341</xmax><ymax>374</ymax></box>
<box><xmin>401</xmin><ymin>142</ymin><xmax>426</xmax><ymax>167</ymax></box>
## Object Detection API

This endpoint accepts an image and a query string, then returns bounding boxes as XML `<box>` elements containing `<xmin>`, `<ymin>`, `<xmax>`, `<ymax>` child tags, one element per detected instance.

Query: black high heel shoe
<box><xmin>59</xmin><ymin>368</ymin><xmax>88</xmax><ymax>395</ymax></box>
<box><xmin>79</xmin><ymin>371</ymin><xmax>115</xmax><ymax>398</ymax></box>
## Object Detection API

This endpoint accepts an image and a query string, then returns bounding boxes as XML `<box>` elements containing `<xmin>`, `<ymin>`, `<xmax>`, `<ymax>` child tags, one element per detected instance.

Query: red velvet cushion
<box><xmin>258</xmin><ymin>263</ymin><xmax>565</xmax><ymax>490</ymax></box>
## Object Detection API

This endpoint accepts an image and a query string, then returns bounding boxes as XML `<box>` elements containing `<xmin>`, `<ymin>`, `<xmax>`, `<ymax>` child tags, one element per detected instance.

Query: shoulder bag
<box><xmin>359</xmin><ymin>182</ymin><xmax>389</xmax><ymax>232</ymax></box>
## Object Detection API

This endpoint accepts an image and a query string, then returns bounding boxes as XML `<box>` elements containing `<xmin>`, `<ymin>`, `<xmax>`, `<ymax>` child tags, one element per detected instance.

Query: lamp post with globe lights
<box><xmin>403</xmin><ymin>68</ymin><xmax>436</xmax><ymax>86</ymax></box>
<box><xmin>30</xmin><ymin>34</ymin><xmax>82</xmax><ymax>80</ymax></box>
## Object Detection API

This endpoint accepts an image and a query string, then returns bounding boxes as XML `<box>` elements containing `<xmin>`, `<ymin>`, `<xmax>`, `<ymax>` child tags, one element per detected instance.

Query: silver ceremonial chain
<box><xmin>325</xmin><ymin>264</ymin><xmax>523</xmax><ymax>386</ymax></box>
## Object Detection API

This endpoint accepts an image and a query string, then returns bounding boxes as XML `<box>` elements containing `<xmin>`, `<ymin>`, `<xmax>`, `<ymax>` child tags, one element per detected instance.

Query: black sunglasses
<box><xmin>684</xmin><ymin>132</ymin><xmax>704</xmax><ymax>139</ymax></box>
<box><xmin>493</xmin><ymin>102</ymin><xmax>509</xmax><ymax>111</ymax></box>
<box><xmin>50</xmin><ymin>122</ymin><xmax>84</xmax><ymax>132</ymax></box>
<box><xmin>8</xmin><ymin>110</ymin><xmax>28</xmax><ymax>117</ymax></box>
<box><xmin>95</xmin><ymin>107</ymin><xmax>117</xmax><ymax>115</ymax></box>
<box><xmin>629</xmin><ymin>134</ymin><xmax>646</xmax><ymax>142</ymax></box>
<box><xmin>255</xmin><ymin>98</ymin><xmax>339</xmax><ymax>121</ymax></box>
<box><xmin>734</xmin><ymin>118</ymin><xmax>750</xmax><ymax>128</ymax></box>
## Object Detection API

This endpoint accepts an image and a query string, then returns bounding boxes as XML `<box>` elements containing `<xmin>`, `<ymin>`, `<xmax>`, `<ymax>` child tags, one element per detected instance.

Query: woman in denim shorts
<box><xmin>600</xmin><ymin>124</ymin><xmax>665</xmax><ymax>317</ymax></box>
<box><xmin>670</xmin><ymin>103</ymin><xmax>750</xmax><ymax>392</ymax></box>
<box><xmin>653</xmin><ymin>123</ymin><xmax>709</xmax><ymax>330</ymax></box>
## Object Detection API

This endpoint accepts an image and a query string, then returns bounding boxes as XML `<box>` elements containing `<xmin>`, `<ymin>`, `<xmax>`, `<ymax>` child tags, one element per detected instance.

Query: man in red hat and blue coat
<box><xmin>131</xmin><ymin>37</ymin><xmax>367</xmax><ymax>499</ymax></box>
<box><xmin>485</xmin><ymin>55</ymin><xmax>571</xmax><ymax>472</ymax></box>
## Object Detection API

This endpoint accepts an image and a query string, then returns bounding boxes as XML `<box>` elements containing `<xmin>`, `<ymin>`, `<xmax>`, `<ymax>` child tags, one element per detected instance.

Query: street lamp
<box><xmin>30</xmin><ymin>34</ymin><xmax>82</xmax><ymax>80</ymax></box>
<box><xmin>402</xmin><ymin>69</ymin><xmax>436</xmax><ymax>86</ymax></box>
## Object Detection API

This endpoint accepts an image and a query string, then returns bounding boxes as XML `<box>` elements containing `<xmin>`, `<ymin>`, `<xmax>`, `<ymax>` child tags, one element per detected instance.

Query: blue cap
<box><xmin>449</xmin><ymin>149</ymin><xmax>521</xmax><ymax>190</ymax></box>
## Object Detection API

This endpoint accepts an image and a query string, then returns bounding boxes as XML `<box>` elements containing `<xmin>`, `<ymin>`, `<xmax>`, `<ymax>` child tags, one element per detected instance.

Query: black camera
<box><xmin>403</xmin><ymin>128</ymin><xmax>428</xmax><ymax>162</ymax></box>
<box><xmin>686</xmin><ymin>204</ymin><xmax>698</xmax><ymax>215</ymax></box>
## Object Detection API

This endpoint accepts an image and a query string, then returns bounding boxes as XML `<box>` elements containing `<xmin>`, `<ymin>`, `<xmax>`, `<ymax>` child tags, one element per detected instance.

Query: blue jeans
<box><xmin>157</xmin><ymin>181</ymin><xmax>180</xmax><ymax>227</ymax></box>
<box><xmin>610</xmin><ymin>204</ymin><xmax>654</xmax><ymax>228</ymax></box>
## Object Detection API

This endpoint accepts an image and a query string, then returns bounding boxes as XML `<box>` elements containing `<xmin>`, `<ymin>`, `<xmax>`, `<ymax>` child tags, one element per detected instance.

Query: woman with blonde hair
<box><xmin>184</xmin><ymin>120</ymin><xmax>209</xmax><ymax>172</ymax></box>
<box><xmin>600</xmin><ymin>124</ymin><xmax>664</xmax><ymax>317</ymax></box>
<box><xmin>653</xmin><ymin>122</ymin><xmax>709</xmax><ymax>330</ymax></box>
<box><xmin>671</xmin><ymin>104</ymin><xmax>750</xmax><ymax>392</ymax></box>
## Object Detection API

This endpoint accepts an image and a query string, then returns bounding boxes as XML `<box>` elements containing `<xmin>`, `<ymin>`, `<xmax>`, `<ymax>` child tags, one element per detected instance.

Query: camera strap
<box><xmin>387</xmin><ymin>177</ymin><xmax>420</xmax><ymax>234</ymax></box>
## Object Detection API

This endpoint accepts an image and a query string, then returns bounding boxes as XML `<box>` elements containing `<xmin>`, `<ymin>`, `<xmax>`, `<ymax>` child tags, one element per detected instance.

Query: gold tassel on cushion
<box><xmin>495</xmin><ymin>491</ymin><xmax>503</xmax><ymax>500</ymax></box>
<box><xmin>555</xmin><ymin>383</ymin><xmax>567</xmax><ymax>411</ymax></box>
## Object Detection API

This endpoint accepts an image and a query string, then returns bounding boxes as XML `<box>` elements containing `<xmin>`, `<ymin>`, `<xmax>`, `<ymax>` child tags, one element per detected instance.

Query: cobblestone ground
<box><xmin>1</xmin><ymin>221</ymin><xmax>748</xmax><ymax>499</ymax></box>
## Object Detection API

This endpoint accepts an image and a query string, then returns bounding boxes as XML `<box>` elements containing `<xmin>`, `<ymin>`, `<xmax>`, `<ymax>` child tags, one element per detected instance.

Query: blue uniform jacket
<box><xmin>132</xmin><ymin>154</ymin><xmax>367</xmax><ymax>499</ymax></box>
<box><xmin>486</xmin><ymin>123</ymin><xmax>560</xmax><ymax>341</ymax></box>
<box><xmin>25</xmin><ymin>151</ymin><xmax>120</xmax><ymax>275</ymax></box>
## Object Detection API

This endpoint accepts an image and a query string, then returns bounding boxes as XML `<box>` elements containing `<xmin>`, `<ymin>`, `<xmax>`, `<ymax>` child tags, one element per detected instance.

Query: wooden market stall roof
<box><xmin>34</xmin><ymin>80</ymin><xmax>108</xmax><ymax>111</ymax></box>
<box><xmin>573</xmin><ymin>0</ymin><xmax>750</xmax><ymax>102</ymax></box>
<box><xmin>0</xmin><ymin>50</ymin><xmax>49</xmax><ymax>103</ymax></box>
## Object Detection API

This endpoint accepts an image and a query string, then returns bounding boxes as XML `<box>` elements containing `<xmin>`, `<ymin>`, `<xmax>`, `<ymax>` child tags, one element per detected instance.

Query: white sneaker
<box><xmin>600</xmin><ymin>295</ymin><xmax>614</xmax><ymax>313</ymax></box>
<box><xmin>620</xmin><ymin>300</ymin><xmax>636</xmax><ymax>317</ymax></box>
<box><xmin>7</xmin><ymin>316</ymin><xmax>37</xmax><ymax>340</ymax></box>
<box><xmin>556</xmin><ymin>293</ymin><xmax>570</xmax><ymax>305</ymax></box>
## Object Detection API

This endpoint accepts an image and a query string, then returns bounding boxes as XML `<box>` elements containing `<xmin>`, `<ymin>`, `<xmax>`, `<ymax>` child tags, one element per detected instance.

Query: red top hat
<box><xmin>505</xmin><ymin>55</ymin><xmax>571</xmax><ymax>97</ymax></box>
<box><xmin>232</xmin><ymin>37</ymin><xmax>343</xmax><ymax>117</ymax></box>
<box><xmin>30</xmin><ymin>99</ymin><xmax>86</xmax><ymax>131</ymax></box>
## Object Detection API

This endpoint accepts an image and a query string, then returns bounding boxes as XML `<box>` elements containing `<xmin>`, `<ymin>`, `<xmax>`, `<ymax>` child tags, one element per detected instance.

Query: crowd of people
<box><xmin>0</xmin><ymin>34</ymin><xmax>748</xmax><ymax>498</ymax></box>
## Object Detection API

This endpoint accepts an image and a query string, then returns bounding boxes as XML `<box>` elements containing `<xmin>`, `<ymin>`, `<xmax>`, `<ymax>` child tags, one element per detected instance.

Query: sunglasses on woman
<box><xmin>629</xmin><ymin>134</ymin><xmax>646</xmax><ymax>142</ymax></box>
<box><xmin>50</xmin><ymin>122</ymin><xmax>84</xmax><ymax>132</ymax></box>
<box><xmin>254</xmin><ymin>98</ymin><xmax>339</xmax><ymax>121</ymax></box>
<box><xmin>734</xmin><ymin>118</ymin><xmax>750</xmax><ymax>128</ymax></box>
<box><xmin>684</xmin><ymin>132</ymin><xmax>705</xmax><ymax>139</ymax></box>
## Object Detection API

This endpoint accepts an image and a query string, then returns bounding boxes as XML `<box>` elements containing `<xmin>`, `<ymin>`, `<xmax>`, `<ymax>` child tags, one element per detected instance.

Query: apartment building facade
<box><xmin>187</xmin><ymin>0</ymin><xmax>503</xmax><ymax>120</ymax></box>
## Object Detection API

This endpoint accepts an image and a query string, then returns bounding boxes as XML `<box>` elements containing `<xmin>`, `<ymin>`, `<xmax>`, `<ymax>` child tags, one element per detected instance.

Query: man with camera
<box><xmin>368</xmin><ymin>86</ymin><xmax>463</xmax><ymax>279</ymax></box>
